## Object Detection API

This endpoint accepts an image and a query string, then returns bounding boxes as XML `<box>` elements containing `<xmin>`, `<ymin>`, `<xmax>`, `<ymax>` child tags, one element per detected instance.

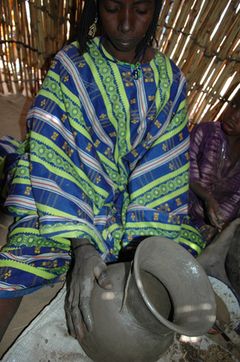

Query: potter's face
<box><xmin>221</xmin><ymin>105</ymin><xmax>240</xmax><ymax>136</ymax></box>
<box><xmin>99</xmin><ymin>0</ymin><xmax>155</xmax><ymax>62</ymax></box>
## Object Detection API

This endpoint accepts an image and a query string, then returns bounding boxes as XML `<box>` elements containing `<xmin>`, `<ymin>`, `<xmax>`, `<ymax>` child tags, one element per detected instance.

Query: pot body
<box><xmin>80</xmin><ymin>262</ymin><xmax>174</xmax><ymax>362</ymax></box>
<box><xmin>80</xmin><ymin>237</ymin><xmax>216</xmax><ymax>362</ymax></box>
<box><xmin>226</xmin><ymin>229</ymin><xmax>240</xmax><ymax>298</ymax></box>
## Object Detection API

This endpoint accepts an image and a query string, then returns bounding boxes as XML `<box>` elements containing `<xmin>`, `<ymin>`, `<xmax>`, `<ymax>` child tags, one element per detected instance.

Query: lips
<box><xmin>114</xmin><ymin>38</ymin><xmax>137</xmax><ymax>49</ymax></box>
<box><xmin>222</xmin><ymin>121</ymin><xmax>234</xmax><ymax>133</ymax></box>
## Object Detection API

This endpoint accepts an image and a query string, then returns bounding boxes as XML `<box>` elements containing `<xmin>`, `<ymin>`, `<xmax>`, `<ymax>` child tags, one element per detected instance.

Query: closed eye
<box><xmin>105</xmin><ymin>7</ymin><xmax>119</xmax><ymax>13</ymax></box>
<box><xmin>136</xmin><ymin>9</ymin><xmax>148</xmax><ymax>14</ymax></box>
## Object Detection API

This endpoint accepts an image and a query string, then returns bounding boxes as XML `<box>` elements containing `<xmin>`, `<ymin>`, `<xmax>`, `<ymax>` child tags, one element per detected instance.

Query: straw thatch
<box><xmin>0</xmin><ymin>0</ymin><xmax>240</xmax><ymax>125</ymax></box>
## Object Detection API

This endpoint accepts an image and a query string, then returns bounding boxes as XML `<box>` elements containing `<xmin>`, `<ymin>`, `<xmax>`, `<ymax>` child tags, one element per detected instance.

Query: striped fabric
<box><xmin>0</xmin><ymin>38</ymin><xmax>204</xmax><ymax>297</ymax></box>
<box><xmin>189</xmin><ymin>121</ymin><xmax>240</xmax><ymax>240</ymax></box>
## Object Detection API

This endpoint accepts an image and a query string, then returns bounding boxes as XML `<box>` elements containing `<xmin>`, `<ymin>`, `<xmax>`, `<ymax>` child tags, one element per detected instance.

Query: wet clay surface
<box><xmin>2</xmin><ymin>281</ymin><xmax>240</xmax><ymax>362</ymax></box>
<box><xmin>80</xmin><ymin>262</ymin><xmax>174</xmax><ymax>362</ymax></box>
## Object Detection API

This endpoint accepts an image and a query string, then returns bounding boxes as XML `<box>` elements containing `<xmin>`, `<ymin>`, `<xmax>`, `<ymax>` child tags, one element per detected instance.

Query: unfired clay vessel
<box><xmin>197</xmin><ymin>219</ymin><xmax>240</xmax><ymax>300</ymax></box>
<box><xmin>80</xmin><ymin>237</ymin><xmax>216</xmax><ymax>362</ymax></box>
<box><xmin>226</xmin><ymin>226</ymin><xmax>240</xmax><ymax>298</ymax></box>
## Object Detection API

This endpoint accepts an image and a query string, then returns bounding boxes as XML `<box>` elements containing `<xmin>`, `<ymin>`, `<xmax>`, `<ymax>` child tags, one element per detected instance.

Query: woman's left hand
<box><xmin>65</xmin><ymin>239</ymin><xmax>112</xmax><ymax>342</ymax></box>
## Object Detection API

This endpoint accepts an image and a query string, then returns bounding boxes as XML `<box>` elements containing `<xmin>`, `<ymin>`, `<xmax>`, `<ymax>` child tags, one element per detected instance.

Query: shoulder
<box><xmin>52</xmin><ymin>41</ymin><xmax>83</xmax><ymax>68</ymax></box>
<box><xmin>61</xmin><ymin>41</ymin><xmax>80</xmax><ymax>55</ymax></box>
<box><xmin>191</xmin><ymin>122</ymin><xmax>222</xmax><ymax>144</ymax></box>
<box><xmin>153</xmin><ymin>50</ymin><xmax>186</xmax><ymax>101</ymax></box>
<box><xmin>46</xmin><ymin>41</ymin><xmax>87</xmax><ymax>79</ymax></box>
<box><xmin>153</xmin><ymin>51</ymin><xmax>187</xmax><ymax>101</ymax></box>
<box><xmin>154</xmin><ymin>51</ymin><xmax>185</xmax><ymax>78</ymax></box>
<box><xmin>193</xmin><ymin>121</ymin><xmax>220</xmax><ymax>133</ymax></box>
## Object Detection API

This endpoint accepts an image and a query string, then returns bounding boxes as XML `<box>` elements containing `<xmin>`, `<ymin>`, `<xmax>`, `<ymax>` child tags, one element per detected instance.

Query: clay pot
<box><xmin>226</xmin><ymin>228</ymin><xmax>240</xmax><ymax>298</ymax></box>
<box><xmin>80</xmin><ymin>237</ymin><xmax>216</xmax><ymax>362</ymax></box>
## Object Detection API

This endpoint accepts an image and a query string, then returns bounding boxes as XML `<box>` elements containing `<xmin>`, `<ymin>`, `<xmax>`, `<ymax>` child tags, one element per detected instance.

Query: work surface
<box><xmin>0</xmin><ymin>95</ymin><xmax>239</xmax><ymax>361</ymax></box>
<box><xmin>2</xmin><ymin>279</ymin><xmax>240</xmax><ymax>362</ymax></box>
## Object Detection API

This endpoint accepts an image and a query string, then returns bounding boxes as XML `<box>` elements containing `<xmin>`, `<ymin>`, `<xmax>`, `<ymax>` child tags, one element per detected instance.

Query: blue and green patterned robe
<box><xmin>0</xmin><ymin>38</ymin><xmax>204</xmax><ymax>297</ymax></box>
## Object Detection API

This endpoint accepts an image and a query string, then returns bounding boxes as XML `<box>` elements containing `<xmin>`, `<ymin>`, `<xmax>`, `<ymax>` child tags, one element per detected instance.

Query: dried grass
<box><xmin>0</xmin><ymin>0</ymin><xmax>239</xmax><ymax>124</ymax></box>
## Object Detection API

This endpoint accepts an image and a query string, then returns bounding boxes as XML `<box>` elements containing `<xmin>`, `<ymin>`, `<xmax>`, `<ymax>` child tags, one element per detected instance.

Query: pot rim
<box><xmin>133</xmin><ymin>236</ymin><xmax>216</xmax><ymax>336</ymax></box>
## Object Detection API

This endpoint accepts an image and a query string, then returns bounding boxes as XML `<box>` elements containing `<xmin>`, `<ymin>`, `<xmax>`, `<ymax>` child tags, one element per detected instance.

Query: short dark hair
<box><xmin>74</xmin><ymin>0</ymin><xmax>163</xmax><ymax>59</ymax></box>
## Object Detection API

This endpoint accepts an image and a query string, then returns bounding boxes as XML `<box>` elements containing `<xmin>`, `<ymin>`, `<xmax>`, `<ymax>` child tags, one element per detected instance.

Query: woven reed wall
<box><xmin>0</xmin><ymin>0</ymin><xmax>239</xmax><ymax>125</ymax></box>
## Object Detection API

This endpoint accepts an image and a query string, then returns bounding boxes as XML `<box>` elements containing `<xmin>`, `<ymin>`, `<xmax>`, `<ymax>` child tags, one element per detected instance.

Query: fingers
<box><xmin>208</xmin><ymin>209</ymin><xmax>222</xmax><ymax>230</ymax></box>
<box><xmin>94</xmin><ymin>262</ymin><xmax>112</xmax><ymax>289</ymax></box>
<box><xmin>97</xmin><ymin>270</ymin><xmax>112</xmax><ymax>289</ymax></box>
<box><xmin>65</xmin><ymin>303</ymin><xmax>76</xmax><ymax>339</ymax></box>
<box><xmin>205</xmin><ymin>198</ymin><xmax>223</xmax><ymax>230</ymax></box>
<box><xmin>79</xmin><ymin>277</ymin><xmax>94</xmax><ymax>332</ymax></box>
<box><xmin>79</xmin><ymin>259</ymin><xmax>112</xmax><ymax>331</ymax></box>
<box><xmin>65</xmin><ymin>250</ymin><xmax>111</xmax><ymax>342</ymax></box>
<box><xmin>208</xmin><ymin>214</ymin><xmax>219</xmax><ymax>228</ymax></box>
<box><xmin>65</xmin><ymin>273</ymin><xmax>87</xmax><ymax>341</ymax></box>
<box><xmin>65</xmin><ymin>278</ymin><xmax>78</xmax><ymax>339</ymax></box>
<box><xmin>71</xmin><ymin>301</ymin><xmax>86</xmax><ymax>341</ymax></box>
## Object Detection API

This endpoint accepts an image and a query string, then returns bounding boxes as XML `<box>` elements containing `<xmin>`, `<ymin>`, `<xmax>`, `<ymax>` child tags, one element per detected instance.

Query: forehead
<box><xmin>226</xmin><ymin>101</ymin><xmax>240</xmax><ymax>113</ymax></box>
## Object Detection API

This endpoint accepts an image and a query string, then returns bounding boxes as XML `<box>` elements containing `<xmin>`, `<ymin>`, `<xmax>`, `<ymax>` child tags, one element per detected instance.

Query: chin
<box><xmin>114</xmin><ymin>43</ymin><xmax>137</xmax><ymax>53</ymax></box>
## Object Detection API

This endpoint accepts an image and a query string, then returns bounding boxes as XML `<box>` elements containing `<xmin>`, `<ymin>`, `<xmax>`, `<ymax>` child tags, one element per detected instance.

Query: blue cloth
<box><xmin>0</xmin><ymin>38</ymin><xmax>204</xmax><ymax>297</ymax></box>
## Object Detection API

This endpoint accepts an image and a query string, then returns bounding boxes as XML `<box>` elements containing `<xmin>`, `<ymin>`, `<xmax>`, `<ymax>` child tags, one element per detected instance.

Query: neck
<box><xmin>101</xmin><ymin>37</ymin><xmax>154</xmax><ymax>64</ymax></box>
<box><xmin>101</xmin><ymin>38</ymin><xmax>137</xmax><ymax>64</ymax></box>
<box><xmin>226</xmin><ymin>134</ymin><xmax>240</xmax><ymax>146</ymax></box>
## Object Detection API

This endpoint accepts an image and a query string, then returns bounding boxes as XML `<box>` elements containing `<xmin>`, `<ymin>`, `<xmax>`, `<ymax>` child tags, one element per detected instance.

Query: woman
<box><xmin>0</xmin><ymin>0</ymin><xmax>203</xmax><ymax>343</ymax></box>
<box><xmin>189</xmin><ymin>90</ymin><xmax>240</xmax><ymax>243</ymax></box>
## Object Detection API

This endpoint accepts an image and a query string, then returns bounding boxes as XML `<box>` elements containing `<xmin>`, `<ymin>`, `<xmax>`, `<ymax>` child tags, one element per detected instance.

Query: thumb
<box><xmin>231</xmin><ymin>217</ymin><xmax>240</xmax><ymax>227</ymax></box>
<box><xmin>94</xmin><ymin>262</ymin><xmax>112</xmax><ymax>289</ymax></box>
<box><xmin>209</xmin><ymin>210</ymin><xmax>220</xmax><ymax>228</ymax></box>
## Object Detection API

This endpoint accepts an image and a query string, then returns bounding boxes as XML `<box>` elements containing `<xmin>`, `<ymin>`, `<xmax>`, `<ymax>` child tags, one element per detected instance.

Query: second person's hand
<box><xmin>205</xmin><ymin>197</ymin><xmax>223</xmax><ymax>231</ymax></box>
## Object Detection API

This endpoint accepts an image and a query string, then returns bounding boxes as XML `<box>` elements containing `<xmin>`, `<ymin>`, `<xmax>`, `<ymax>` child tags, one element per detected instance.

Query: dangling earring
<box><xmin>88</xmin><ymin>17</ymin><xmax>98</xmax><ymax>38</ymax></box>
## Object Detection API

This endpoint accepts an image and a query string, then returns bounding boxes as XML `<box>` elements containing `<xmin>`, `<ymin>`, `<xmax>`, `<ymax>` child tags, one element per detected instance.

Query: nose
<box><xmin>118</xmin><ymin>8</ymin><xmax>132</xmax><ymax>33</ymax></box>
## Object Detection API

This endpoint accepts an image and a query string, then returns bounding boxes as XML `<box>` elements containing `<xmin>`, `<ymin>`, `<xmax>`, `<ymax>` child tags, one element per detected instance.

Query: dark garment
<box><xmin>189</xmin><ymin>121</ymin><xmax>240</xmax><ymax>239</ymax></box>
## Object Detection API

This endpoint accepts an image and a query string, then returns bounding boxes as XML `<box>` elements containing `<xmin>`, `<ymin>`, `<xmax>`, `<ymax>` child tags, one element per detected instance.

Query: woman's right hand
<box><xmin>65</xmin><ymin>239</ymin><xmax>112</xmax><ymax>342</ymax></box>
<box><xmin>205</xmin><ymin>196</ymin><xmax>224</xmax><ymax>231</ymax></box>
